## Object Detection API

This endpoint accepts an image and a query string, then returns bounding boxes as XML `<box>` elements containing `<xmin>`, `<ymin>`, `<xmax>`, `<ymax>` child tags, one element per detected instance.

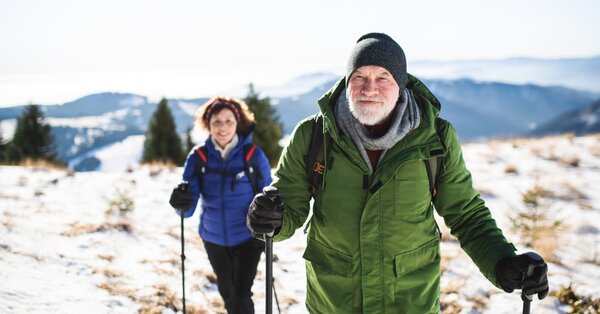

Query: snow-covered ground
<box><xmin>1</xmin><ymin>134</ymin><xmax>599</xmax><ymax>313</ymax></box>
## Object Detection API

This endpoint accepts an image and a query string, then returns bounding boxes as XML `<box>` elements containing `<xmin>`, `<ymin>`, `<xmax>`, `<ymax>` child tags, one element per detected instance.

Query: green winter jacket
<box><xmin>271</xmin><ymin>75</ymin><xmax>516</xmax><ymax>313</ymax></box>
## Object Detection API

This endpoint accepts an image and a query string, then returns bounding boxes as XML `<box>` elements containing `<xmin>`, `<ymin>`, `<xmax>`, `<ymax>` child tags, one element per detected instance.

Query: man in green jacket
<box><xmin>248</xmin><ymin>33</ymin><xmax>549</xmax><ymax>313</ymax></box>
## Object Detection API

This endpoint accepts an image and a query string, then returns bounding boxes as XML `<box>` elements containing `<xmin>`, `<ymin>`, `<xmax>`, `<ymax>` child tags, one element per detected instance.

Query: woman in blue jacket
<box><xmin>169</xmin><ymin>96</ymin><xmax>272</xmax><ymax>314</ymax></box>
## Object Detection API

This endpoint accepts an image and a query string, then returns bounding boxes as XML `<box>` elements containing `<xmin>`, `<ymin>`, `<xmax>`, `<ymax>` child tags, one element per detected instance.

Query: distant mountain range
<box><xmin>410</xmin><ymin>56</ymin><xmax>600</xmax><ymax>93</ymax></box>
<box><xmin>1</xmin><ymin>57</ymin><xmax>599</xmax><ymax>171</ymax></box>
<box><xmin>531</xmin><ymin>99</ymin><xmax>600</xmax><ymax>136</ymax></box>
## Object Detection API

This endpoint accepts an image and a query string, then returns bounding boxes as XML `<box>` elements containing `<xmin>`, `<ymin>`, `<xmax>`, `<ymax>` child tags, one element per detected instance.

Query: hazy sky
<box><xmin>1</xmin><ymin>0</ymin><xmax>599</xmax><ymax>107</ymax></box>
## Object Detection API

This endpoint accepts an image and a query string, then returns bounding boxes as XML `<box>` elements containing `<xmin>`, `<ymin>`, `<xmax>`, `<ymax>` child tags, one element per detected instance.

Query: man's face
<box><xmin>346</xmin><ymin>65</ymin><xmax>400</xmax><ymax>125</ymax></box>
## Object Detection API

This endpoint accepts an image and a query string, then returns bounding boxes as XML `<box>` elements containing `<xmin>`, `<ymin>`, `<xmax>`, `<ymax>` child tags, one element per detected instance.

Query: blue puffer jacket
<box><xmin>179</xmin><ymin>132</ymin><xmax>272</xmax><ymax>246</ymax></box>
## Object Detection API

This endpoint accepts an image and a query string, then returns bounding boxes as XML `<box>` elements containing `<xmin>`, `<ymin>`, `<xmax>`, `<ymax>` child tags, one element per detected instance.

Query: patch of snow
<box><xmin>0</xmin><ymin>119</ymin><xmax>16</xmax><ymax>141</ymax></box>
<box><xmin>1</xmin><ymin>133</ymin><xmax>599</xmax><ymax>313</ymax></box>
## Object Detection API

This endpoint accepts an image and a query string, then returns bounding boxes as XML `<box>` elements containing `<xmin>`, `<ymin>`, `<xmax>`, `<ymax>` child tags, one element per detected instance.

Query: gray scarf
<box><xmin>335</xmin><ymin>88</ymin><xmax>421</xmax><ymax>173</ymax></box>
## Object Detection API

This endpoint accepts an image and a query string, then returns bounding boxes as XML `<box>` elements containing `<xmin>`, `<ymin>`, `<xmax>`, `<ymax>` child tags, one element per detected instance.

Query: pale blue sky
<box><xmin>1</xmin><ymin>0</ymin><xmax>599</xmax><ymax>107</ymax></box>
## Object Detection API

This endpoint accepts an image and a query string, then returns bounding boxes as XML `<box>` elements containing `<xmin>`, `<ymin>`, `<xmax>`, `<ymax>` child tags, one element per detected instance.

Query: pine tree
<box><xmin>0</xmin><ymin>123</ymin><xmax>5</xmax><ymax>162</ymax></box>
<box><xmin>141</xmin><ymin>98</ymin><xmax>184</xmax><ymax>165</ymax></box>
<box><xmin>243</xmin><ymin>84</ymin><xmax>283</xmax><ymax>166</ymax></box>
<box><xmin>5</xmin><ymin>105</ymin><xmax>57</xmax><ymax>163</ymax></box>
<box><xmin>184</xmin><ymin>126</ymin><xmax>195</xmax><ymax>153</ymax></box>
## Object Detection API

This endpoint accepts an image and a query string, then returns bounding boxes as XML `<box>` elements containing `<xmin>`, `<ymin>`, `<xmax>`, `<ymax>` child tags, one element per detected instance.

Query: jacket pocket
<box><xmin>393</xmin><ymin>161</ymin><xmax>431</xmax><ymax>219</ymax></box>
<box><xmin>393</xmin><ymin>237</ymin><xmax>440</xmax><ymax>278</ymax></box>
<box><xmin>303</xmin><ymin>238</ymin><xmax>352</xmax><ymax>277</ymax></box>
<box><xmin>393</xmin><ymin>238</ymin><xmax>441</xmax><ymax>313</ymax></box>
<box><xmin>303</xmin><ymin>238</ymin><xmax>355</xmax><ymax>313</ymax></box>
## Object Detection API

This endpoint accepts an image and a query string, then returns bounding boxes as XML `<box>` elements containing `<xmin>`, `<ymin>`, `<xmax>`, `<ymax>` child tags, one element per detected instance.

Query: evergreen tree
<box><xmin>5</xmin><ymin>105</ymin><xmax>57</xmax><ymax>163</ymax></box>
<box><xmin>184</xmin><ymin>126</ymin><xmax>195</xmax><ymax>153</ymax></box>
<box><xmin>0</xmin><ymin>123</ymin><xmax>4</xmax><ymax>162</ymax></box>
<box><xmin>141</xmin><ymin>98</ymin><xmax>184</xmax><ymax>165</ymax></box>
<box><xmin>243</xmin><ymin>84</ymin><xmax>283</xmax><ymax>166</ymax></box>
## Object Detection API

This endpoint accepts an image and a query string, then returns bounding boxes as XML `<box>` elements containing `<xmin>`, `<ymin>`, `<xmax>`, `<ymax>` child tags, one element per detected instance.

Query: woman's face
<box><xmin>209</xmin><ymin>108</ymin><xmax>238</xmax><ymax>148</ymax></box>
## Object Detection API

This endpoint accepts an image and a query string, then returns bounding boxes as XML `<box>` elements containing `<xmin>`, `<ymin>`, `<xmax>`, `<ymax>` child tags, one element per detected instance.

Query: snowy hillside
<box><xmin>1</xmin><ymin>134</ymin><xmax>599</xmax><ymax>313</ymax></box>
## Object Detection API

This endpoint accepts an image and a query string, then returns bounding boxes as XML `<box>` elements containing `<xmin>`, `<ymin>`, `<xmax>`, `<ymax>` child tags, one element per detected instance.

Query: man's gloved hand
<box><xmin>495</xmin><ymin>252</ymin><xmax>549</xmax><ymax>300</ymax></box>
<box><xmin>169</xmin><ymin>182</ymin><xmax>193</xmax><ymax>211</ymax></box>
<box><xmin>247</xmin><ymin>186</ymin><xmax>284</xmax><ymax>235</ymax></box>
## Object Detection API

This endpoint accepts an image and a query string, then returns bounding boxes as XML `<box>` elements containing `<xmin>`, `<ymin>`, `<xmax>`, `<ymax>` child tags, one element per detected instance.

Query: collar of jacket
<box><xmin>205</xmin><ymin>130</ymin><xmax>254</xmax><ymax>160</ymax></box>
<box><xmin>317</xmin><ymin>74</ymin><xmax>446</xmax><ymax>172</ymax></box>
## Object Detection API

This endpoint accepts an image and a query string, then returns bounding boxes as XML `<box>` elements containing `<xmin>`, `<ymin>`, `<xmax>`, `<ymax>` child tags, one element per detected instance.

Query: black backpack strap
<box><xmin>243</xmin><ymin>143</ymin><xmax>261</xmax><ymax>195</ymax></box>
<box><xmin>424</xmin><ymin>157</ymin><xmax>443</xmax><ymax>199</ymax></box>
<box><xmin>307</xmin><ymin>114</ymin><xmax>333</xmax><ymax>196</ymax></box>
<box><xmin>424</xmin><ymin>118</ymin><xmax>446</xmax><ymax>200</ymax></box>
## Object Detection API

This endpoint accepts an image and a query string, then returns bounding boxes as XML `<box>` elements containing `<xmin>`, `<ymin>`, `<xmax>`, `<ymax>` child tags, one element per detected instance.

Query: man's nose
<box><xmin>361</xmin><ymin>79</ymin><xmax>378</xmax><ymax>96</ymax></box>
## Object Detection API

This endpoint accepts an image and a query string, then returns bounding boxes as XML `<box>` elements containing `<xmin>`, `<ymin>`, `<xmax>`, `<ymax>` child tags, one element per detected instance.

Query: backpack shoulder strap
<box><xmin>243</xmin><ymin>143</ymin><xmax>261</xmax><ymax>195</ymax></box>
<box><xmin>195</xmin><ymin>146</ymin><xmax>208</xmax><ymax>189</ymax></box>
<box><xmin>424</xmin><ymin>118</ymin><xmax>446</xmax><ymax>199</ymax></box>
<box><xmin>195</xmin><ymin>146</ymin><xmax>208</xmax><ymax>164</ymax></box>
<box><xmin>306</xmin><ymin>114</ymin><xmax>333</xmax><ymax>196</ymax></box>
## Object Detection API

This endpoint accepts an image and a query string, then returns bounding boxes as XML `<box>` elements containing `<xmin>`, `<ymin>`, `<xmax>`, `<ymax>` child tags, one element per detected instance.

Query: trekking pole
<box><xmin>263</xmin><ymin>186</ymin><xmax>279</xmax><ymax>314</ymax></box>
<box><xmin>178</xmin><ymin>182</ymin><xmax>190</xmax><ymax>314</ymax></box>
<box><xmin>180</xmin><ymin>210</ymin><xmax>187</xmax><ymax>314</ymax></box>
<box><xmin>272</xmin><ymin>277</ymin><xmax>281</xmax><ymax>314</ymax></box>
<box><xmin>521</xmin><ymin>252</ymin><xmax>544</xmax><ymax>314</ymax></box>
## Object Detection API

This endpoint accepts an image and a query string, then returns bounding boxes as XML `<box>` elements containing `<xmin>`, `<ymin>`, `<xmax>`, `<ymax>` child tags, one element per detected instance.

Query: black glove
<box><xmin>495</xmin><ymin>252</ymin><xmax>549</xmax><ymax>300</ymax></box>
<box><xmin>247</xmin><ymin>186</ymin><xmax>284</xmax><ymax>235</ymax></box>
<box><xmin>169</xmin><ymin>182</ymin><xmax>194</xmax><ymax>211</ymax></box>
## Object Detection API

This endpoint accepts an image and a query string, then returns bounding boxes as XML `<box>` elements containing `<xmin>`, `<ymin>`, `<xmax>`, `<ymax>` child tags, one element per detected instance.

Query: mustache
<box><xmin>353</xmin><ymin>96</ymin><xmax>385</xmax><ymax>102</ymax></box>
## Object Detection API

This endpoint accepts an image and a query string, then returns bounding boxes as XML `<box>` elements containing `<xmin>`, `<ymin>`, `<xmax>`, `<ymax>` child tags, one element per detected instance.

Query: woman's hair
<box><xmin>195</xmin><ymin>96</ymin><xmax>256</xmax><ymax>136</ymax></box>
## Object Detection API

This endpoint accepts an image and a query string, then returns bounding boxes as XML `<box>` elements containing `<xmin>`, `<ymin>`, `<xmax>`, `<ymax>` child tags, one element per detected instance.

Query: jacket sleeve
<box><xmin>271</xmin><ymin>117</ymin><xmax>315</xmax><ymax>241</ymax></box>
<box><xmin>255</xmin><ymin>146</ymin><xmax>273</xmax><ymax>190</ymax></box>
<box><xmin>433</xmin><ymin>120</ymin><xmax>516</xmax><ymax>287</ymax></box>
<box><xmin>175</xmin><ymin>148</ymin><xmax>201</xmax><ymax>218</ymax></box>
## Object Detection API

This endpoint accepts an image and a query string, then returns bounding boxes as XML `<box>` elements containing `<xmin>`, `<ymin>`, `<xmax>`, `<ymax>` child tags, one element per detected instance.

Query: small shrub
<box><xmin>509</xmin><ymin>184</ymin><xmax>564</xmax><ymax>262</ymax></box>
<box><xmin>107</xmin><ymin>189</ymin><xmax>135</xmax><ymax>216</ymax></box>
<box><xmin>550</xmin><ymin>284</ymin><xmax>600</xmax><ymax>313</ymax></box>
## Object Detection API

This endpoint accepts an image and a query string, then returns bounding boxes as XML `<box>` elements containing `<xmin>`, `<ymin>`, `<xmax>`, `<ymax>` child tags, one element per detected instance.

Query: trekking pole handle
<box><xmin>262</xmin><ymin>186</ymin><xmax>279</xmax><ymax>238</ymax></box>
<box><xmin>521</xmin><ymin>252</ymin><xmax>544</xmax><ymax>302</ymax></box>
<box><xmin>178</xmin><ymin>180</ymin><xmax>190</xmax><ymax>193</ymax></box>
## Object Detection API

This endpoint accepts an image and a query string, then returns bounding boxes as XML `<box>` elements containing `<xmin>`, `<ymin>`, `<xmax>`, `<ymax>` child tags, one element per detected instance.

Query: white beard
<box><xmin>347</xmin><ymin>89</ymin><xmax>398</xmax><ymax>126</ymax></box>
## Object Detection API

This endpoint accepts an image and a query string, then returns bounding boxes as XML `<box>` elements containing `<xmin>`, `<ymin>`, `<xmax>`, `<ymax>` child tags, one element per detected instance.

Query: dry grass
<box><xmin>441</xmin><ymin>279</ymin><xmax>466</xmax><ymax>294</ymax></box>
<box><xmin>194</xmin><ymin>268</ymin><xmax>218</xmax><ymax>284</ymax></box>
<box><xmin>98</xmin><ymin>280</ymin><xmax>209</xmax><ymax>314</ymax></box>
<box><xmin>509</xmin><ymin>184</ymin><xmax>566</xmax><ymax>263</ymax></box>
<box><xmin>504</xmin><ymin>165</ymin><xmax>519</xmax><ymax>174</ymax></box>
<box><xmin>61</xmin><ymin>221</ymin><xmax>134</xmax><ymax>237</ymax></box>
<box><xmin>440</xmin><ymin>254</ymin><xmax>454</xmax><ymax>273</ymax></box>
<box><xmin>277</xmin><ymin>294</ymin><xmax>300</xmax><ymax>307</ymax></box>
<box><xmin>550</xmin><ymin>284</ymin><xmax>600</xmax><ymax>313</ymax></box>
<box><xmin>440</xmin><ymin>297</ymin><xmax>462</xmax><ymax>314</ymax></box>
<box><xmin>1</xmin><ymin>218</ymin><xmax>14</xmax><ymax>232</ymax></box>
<box><xmin>557</xmin><ymin>156</ymin><xmax>580</xmax><ymax>167</ymax></box>
<box><xmin>92</xmin><ymin>267</ymin><xmax>123</xmax><ymax>278</ymax></box>
<box><xmin>16</xmin><ymin>158</ymin><xmax>68</xmax><ymax>170</ymax></box>
<box><xmin>97</xmin><ymin>282</ymin><xmax>137</xmax><ymax>300</ymax></box>
<box><xmin>98</xmin><ymin>254</ymin><xmax>115</xmax><ymax>262</ymax></box>
<box><xmin>152</xmin><ymin>267</ymin><xmax>176</xmax><ymax>276</ymax></box>
<box><xmin>209</xmin><ymin>297</ymin><xmax>226</xmax><ymax>313</ymax></box>
<box><xmin>466</xmin><ymin>293</ymin><xmax>489</xmax><ymax>311</ymax></box>
<box><xmin>555</xmin><ymin>182</ymin><xmax>587</xmax><ymax>202</ymax></box>
<box><xmin>140</xmin><ymin>161</ymin><xmax>177</xmax><ymax>177</ymax></box>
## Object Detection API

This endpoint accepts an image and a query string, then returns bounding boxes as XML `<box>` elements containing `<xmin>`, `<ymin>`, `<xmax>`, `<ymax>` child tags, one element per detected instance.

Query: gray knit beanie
<box><xmin>345</xmin><ymin>33</ymin><xmax>407</xmax><ymax>91</ymax></box>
